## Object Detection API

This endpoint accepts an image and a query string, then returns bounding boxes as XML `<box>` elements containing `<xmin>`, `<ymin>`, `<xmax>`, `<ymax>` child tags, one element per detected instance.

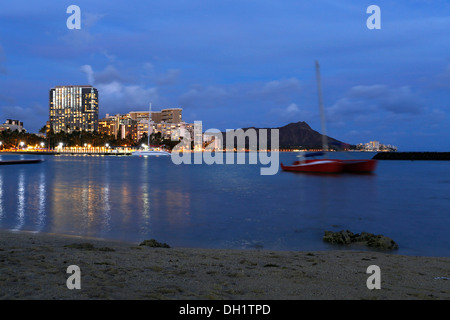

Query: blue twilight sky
<box><xmin>0</xmin><ymin>0</ymin><xmax>449</xmax><ymax>151</ymax></box>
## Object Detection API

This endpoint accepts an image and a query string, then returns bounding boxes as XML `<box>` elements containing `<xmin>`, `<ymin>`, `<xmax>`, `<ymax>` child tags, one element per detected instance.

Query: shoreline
<box><xmin>0</xmin><ymin>230</ymin><xmax>448</xmax><ymax>300</ymax></box>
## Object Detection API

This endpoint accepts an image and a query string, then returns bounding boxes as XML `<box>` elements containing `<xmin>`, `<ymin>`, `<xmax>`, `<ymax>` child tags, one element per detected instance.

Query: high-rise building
<box><xmin>49</xmin><ymin>85</ymin><xmax>99</xmax><ymax>133</ymax></box>
<box><xmin>99</xmin><ymin>113</ymin><xmax>137</xmax><ymax>141</ymax></box>
<box><xmin>161</xmin><ymin>108</ymin><xmax>182</xmax><ymax>124</ymax></box>
<box><xmin>99</xmin><ymin>107</ymin><xmax>188</xmax><ymax>143</ymax></box>
<box><xmin>128</xmin><ymin>109</ymin><xmax>181</xmax><ymax>123</ymax></box>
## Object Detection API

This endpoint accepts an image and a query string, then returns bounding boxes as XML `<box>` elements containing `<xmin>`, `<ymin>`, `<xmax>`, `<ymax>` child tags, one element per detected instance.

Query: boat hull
<box><xmin>132</xmin><ymin>150</ymin><xmax>171</xmax><ymax>156</ymax></box>
<box><xmin>342</xmin><ymin>159</ymin><xmax>377</xmax><ymax>173</ymax></box>
<box><xmin>280</xmin><ymin>159</ymin><xmax>344</xmax><ymax>173</ymax></box>
<box><xmin>0</xmin><ymin>159</ymin><xmax>43</xmax><ymax>165</ymax></box>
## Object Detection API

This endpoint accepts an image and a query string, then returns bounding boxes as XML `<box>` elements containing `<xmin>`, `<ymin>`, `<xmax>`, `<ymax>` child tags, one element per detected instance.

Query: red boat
<box><xmin>281</xmin><ymin>159</ymin><xmax>344</xmax><ymax>173</ymax></box>
<box><xmin>281</xmin><ymin>61</ymin><xmax>378</xmax><ymax>175</ymax></box>
<box><xmin>342</xmin><ymin>159</ymin><xmax>377</xmax><ymax>173</ymax></box>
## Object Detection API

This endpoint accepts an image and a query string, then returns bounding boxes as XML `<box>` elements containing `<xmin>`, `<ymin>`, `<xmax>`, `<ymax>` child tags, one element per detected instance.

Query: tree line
<box><xmin>0</xmin><ymin>127</ymin><xmax>180</xmax><ymax>150</ymax></box>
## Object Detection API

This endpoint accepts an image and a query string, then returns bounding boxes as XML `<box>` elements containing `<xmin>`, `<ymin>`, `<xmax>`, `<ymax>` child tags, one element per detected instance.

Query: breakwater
<box><xmin>373</xmin><ymin>152</ymin><xmax>450</xmax><ymax>160</ymax></box>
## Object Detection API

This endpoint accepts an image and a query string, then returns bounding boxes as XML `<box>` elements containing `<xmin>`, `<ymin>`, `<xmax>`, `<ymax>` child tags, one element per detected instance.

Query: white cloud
<box><xmin>80</xmin><ymin>65</ymin><xmax>94</xmax><ymax>84</ymax></box>
<box><xmin>260</xmin><ymin>78</ymin><xmax>301</xmax><ymax>95</ymax></box>
<box><xmin>83</xmin><ymin>12</ymin><xmax>106</xmax><ymax>28</ymax></box>
<box><xmin>80</xmin><ymin>64</ymin><xmax>160</xmax><ymax>114</ymax></box>
<box><xmin>97</xmin><ymin>81</ymin><xmax>123</xmax><ymax>97</ymax></box>
<box><xmin>286</xmin><ymin>103</ymin><xmax>300</xmax><ymax>113</ymax></box>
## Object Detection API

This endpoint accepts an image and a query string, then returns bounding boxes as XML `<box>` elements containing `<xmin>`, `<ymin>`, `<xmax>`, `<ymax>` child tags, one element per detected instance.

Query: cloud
<box><xmin>155</xmin><ymin>69</ymin><xmax>181</xmax><ymax>86</ymax></box>
<box><xmin>83</xmin><ymin>12</ymin><xmax>106</xmax><ymax>29</ymax></box>
<box><xmin>286</xmin><ymin>103</ymin><xmax>300</xmax><ymax>113</ymax></box>
<box><xmin>58</xmin><ymin>11</ymin><xmax>106</xmax><ymax>54</ymax></box>
<box><xmin>179</xmin><ymin>77</ymin><xmax>302</xmax><ymax>109</ymax></box>
<box><xmin>436</xmin><ymin>63</ymin><xmax>450</xmax><ymax>88</ymax></box>
<box><xmin>0</xmin><ymin>104</ymin><xmax>47</xmax><ymax>130</ymax></box>
<box><xmin>259</xmin><ymin>78</ymin><xmax>302</xmax><ymax>95</ymax></box>
<box><xmin>0</xmin><ymin>45</ymin><xmax>7</xmax><ymax>74</ymax></box>
<box><xmin>94</xmin><ymin>65</ymin><xmax>128</xmax><ymax>84</ymax></box>
<box><xmin>80</xmin><ymin>64</ymin><xmax>159</xmax><ymax>114</ymax></box>
<box><xmin>80</xmin><ymin>65</ymin><xmax>94</xmax><ymax>84</ymax></box>
<box><xmin>249</xmin><ymin>77</ymin><xmax>302</xmax><ymax>104</ymax></box>
<box><xmin>81</xmin><ymin>64</ymin><xmax>132</xmax><ymax>85</ymax></box>
<box><xmin>96</xmin><ymin>81</ymin><xmax>159</xmax><ymax>113</ymax></box>
<box><xmin>328</xmin><ymin>85</ymin><xmax>424</xmax><ymax>122</ymax></box>
<box><xmin>179</xmin><ymin>85</ymin><xmax>229</xmax><ymax>109</ymax></box>
<box><xmin>0</xmin><ymin>94</ymin><xmax>15</xmax><ymax>105</ymax></box>
<box><xmin>267</xmin><ymin>102</ymin><xmax>315</xmax><ymax>125</ymax></box>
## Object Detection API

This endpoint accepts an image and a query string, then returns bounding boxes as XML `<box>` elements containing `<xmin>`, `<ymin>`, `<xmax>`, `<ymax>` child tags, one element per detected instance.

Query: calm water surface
<box><xmin>0</xmin><ymin>152</ymin><xmax>448</xmax><ymax>257</ymax></box>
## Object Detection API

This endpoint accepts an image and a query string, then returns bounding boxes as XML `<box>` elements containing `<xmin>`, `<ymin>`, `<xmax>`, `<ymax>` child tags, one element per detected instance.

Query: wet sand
<box><xmin>0</xmin><ymin>230</ymin><xmax>448</xmax><ymax>300</ymax></box>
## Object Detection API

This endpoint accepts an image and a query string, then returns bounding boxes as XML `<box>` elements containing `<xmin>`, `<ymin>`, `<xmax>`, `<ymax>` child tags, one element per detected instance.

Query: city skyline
<box><xmin>0</xmin><ymin>1</ymin><xmax>449</xmax><ymax>151</ymax></box>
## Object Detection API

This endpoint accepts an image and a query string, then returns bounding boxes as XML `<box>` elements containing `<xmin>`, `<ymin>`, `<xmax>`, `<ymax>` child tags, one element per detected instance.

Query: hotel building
<box><xmin>0</xmin><ymin>119</ymin><xmax>25</xmax><ymax>132</ymax></box>
<box><xmin>49</xmin><ymin>85</ymin><xmax>99</xmax><ymax>133</ymax></box>
<box><xmin>98</xmin><ymin>107</ymin><xmax>194</xmax><ymax>143</ymax></box>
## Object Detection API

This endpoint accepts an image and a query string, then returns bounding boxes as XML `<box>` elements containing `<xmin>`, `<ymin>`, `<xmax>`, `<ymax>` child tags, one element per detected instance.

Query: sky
<box><xmin>0</xmin><ymin>0</ymin><xmax>449</xmax><ymax>151</ymax></box>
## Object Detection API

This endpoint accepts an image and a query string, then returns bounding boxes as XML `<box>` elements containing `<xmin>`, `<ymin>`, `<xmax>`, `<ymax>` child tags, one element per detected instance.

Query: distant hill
<box><xmin>217</xmin><ymin>121</ymin><xmax>346</xmax><ymax>150</ymax></box>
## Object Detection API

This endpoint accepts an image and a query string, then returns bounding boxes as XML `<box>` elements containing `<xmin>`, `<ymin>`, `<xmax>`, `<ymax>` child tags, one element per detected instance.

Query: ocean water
<box><xmin>0</xmin><ymin>152</ymin><xmax>448</xmax><ymax>257</ymax></box>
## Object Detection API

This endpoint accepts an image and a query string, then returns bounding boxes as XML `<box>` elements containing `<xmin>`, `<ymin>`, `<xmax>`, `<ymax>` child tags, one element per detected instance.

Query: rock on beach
<box><xmin>323</xmin><ymin>230</ymin><xmax>398</xmax><ymax>250</ymax></box>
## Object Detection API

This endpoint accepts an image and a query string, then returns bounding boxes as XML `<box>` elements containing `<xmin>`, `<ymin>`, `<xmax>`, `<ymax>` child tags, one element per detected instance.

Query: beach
<box><xmin>0</xmin><ymin>230</ymin><xmax>448</xmax><ymax>300</ymax></box>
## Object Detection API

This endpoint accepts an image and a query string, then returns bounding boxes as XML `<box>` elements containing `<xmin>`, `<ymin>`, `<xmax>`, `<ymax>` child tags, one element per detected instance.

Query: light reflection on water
<box><xmin>0</xmin><ymin>174</ymin><xmax>3</xmax><ymax>222</ymax></box>
<box><xmin>0</xmin><ymin>152</ymin><xmax>448</xmax><ymax>257</ymax></box>
<box><xmin>14</xmin><ymin>169</ymin><xmax>25</xmax><ymax>231</ymax></box>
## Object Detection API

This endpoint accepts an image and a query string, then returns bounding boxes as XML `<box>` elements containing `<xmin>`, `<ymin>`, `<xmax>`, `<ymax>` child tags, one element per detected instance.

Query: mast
<box><xmin>148</xmin><ymin>103</ymin><xmax>152</xmax><ymax>147</ymax></box>
<box><xmin>315</xmin><ymin>60</ymin><xmax>328</xmax><ymax>151</ymax></box>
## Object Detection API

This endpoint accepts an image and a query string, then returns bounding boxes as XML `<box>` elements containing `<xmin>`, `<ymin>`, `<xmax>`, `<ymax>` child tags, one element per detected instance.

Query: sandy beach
<box><xmin>0</xmin><ymin>230</ymin><xmax>448</xmax><ymax>300</ymax></box>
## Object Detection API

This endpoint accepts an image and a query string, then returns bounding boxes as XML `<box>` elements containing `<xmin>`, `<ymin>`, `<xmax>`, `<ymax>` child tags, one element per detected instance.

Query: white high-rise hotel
<box><xmin>49</xmin><ymin>85</ymin><xmax>99</xmax><ymax>133</ymax></box>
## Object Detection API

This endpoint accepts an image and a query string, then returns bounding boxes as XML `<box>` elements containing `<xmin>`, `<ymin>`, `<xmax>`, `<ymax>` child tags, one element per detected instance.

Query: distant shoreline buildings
<box><xmin>356</xmin><ymin>140</ymin><xmax>397</xmax><ymax>152</ymax></box>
